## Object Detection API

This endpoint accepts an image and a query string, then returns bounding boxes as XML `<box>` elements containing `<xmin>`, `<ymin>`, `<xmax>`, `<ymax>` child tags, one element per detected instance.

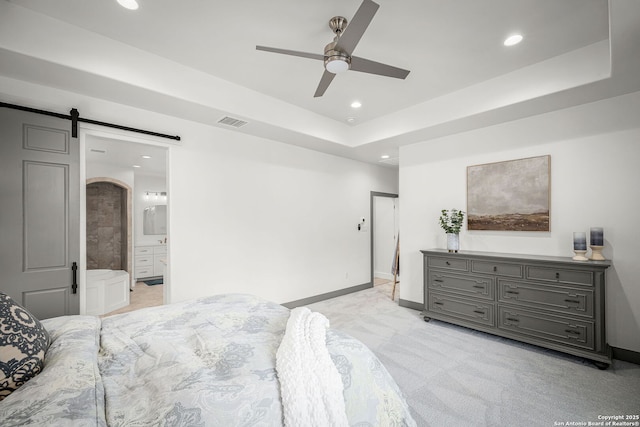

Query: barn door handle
<box><xmin>71</xmin><ymin>262</ymin><xmax>78</xmax><ymax>294</ymax></box>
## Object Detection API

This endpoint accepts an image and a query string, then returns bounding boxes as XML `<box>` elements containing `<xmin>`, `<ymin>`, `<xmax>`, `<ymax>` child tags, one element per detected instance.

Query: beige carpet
<box><xmin>102</xmin><ymin>282</ymin><xmax>163</xmax><ymax>317</ymax></box>
<box><xmin>305</xmin><ymin>282</ymin><xmax>640</xmax><ymax>427</ymax></box>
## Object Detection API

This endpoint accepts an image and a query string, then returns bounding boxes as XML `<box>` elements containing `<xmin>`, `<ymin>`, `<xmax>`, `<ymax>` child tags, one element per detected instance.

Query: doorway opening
<box><xmin>82</xmin><ymin>128</ymin><xmax>171</xmax><ymax>316</ymax></box>
<box><xmin>370</xmin><ymin>191</ymin><xmax>399</xmax><ymax>300</ymax></box>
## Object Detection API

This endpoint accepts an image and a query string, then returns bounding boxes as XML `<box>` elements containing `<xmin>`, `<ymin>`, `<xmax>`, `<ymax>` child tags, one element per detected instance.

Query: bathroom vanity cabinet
<box><xmin>135</xmin><ymin>245</ymin><xmax>167</xmax><ymax>280</ymax></box>
<box><xmin>421</xmin><ymin>249</ymin><xmax>611</xmax><ymax>368</ymax></box>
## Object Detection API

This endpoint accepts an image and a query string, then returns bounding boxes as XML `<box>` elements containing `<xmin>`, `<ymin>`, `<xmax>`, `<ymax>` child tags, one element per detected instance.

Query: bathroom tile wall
<box><xmin>87</xmin><ymin>182</ymin><xmax>126</xmax><ymax>270</ymax></box>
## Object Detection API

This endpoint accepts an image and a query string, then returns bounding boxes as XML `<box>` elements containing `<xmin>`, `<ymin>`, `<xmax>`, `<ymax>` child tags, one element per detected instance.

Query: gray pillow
<box><xmin>0</xmin><ymin>292</ymin><xmax>50</xmax><ymax>401</ymax></box>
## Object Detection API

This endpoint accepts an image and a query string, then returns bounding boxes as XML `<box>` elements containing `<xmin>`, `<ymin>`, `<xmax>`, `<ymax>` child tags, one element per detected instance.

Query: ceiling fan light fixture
<box><xmin>325</xmin><ymin>55</ymin><xmax>350</xmax><ymax>74</ymax></box>
<box><xmin>256</xmin><ymin>0</ymin><xmax>409</xmax><ymax>97</ymax></box>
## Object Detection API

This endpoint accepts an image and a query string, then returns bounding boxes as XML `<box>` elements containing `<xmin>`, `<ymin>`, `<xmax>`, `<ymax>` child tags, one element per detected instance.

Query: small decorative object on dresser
<box><xmin>589</xmin><ymin>227</ymin><xmax>605</xmax><ymax>260</ymax></box>
<box><xmin>572</xmin><ymin>232</ymin><xmax>588</xmax><ymax>261</ymax></box>
<box><xmin>439</xmin><ymin>209</ymin><xmax>465</xmax><ymax>253</ymax></box>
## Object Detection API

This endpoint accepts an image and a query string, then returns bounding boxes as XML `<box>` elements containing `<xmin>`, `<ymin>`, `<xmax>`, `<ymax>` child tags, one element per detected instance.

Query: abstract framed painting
<box><xmin>467</xmin><ymin>155</ymin><xmax>550</xmax><ymax>231</ymax></box>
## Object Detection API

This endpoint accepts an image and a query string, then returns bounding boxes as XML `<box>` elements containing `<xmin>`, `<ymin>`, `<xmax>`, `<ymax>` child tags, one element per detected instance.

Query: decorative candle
<box><xmin>573</xmin><ymin>232</ymin><xmax>587</xmax><ymax>250</ymax></box>
<box><xmin>590</xmin><ymin>227</ymin><xmax>604</xmax><ymax>246</ymax></box>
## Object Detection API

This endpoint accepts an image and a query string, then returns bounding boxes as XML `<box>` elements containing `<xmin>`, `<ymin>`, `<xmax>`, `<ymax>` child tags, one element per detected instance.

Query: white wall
<box><xmin>399</xmin><ymin>91</ymin><xmax>640</xmax><ymax>353</ymax></box>
<box><xmin>86</xmin><ymin>163</ymin><xmax>134</xmax><ymax>187</ymax></box>
<box><xmin>170</xmin><ymin>126</ymin><xmax>398</xmax><ymax>303</ymax></box>
<box><xmin>0</xmin><ymin>76</ymin><xmax>398</xmax><ymax>307</ymax></box>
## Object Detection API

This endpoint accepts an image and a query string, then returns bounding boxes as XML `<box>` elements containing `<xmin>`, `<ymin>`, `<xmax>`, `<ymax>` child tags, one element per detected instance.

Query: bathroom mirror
<box><xmin>143</xmin><ymin>205</ymin><xmax>167</xmax><ymax>235</ymax></box>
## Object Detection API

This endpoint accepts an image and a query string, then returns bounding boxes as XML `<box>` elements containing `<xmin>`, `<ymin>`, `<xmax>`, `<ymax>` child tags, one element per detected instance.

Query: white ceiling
<box><xmin>2</xmin><ymin>0</ymin><xmax>639</xmax><ymax>167</ymax></box>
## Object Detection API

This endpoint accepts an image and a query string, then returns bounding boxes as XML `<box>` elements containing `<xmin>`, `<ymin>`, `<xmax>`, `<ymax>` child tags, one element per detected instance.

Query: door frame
<box><xmin>369</xmin><ymin>191</ymin><xmax>399</xmax><ymax>288</ymax></box>
<box><xmin>79</xmin><ymin>125</ymin><xmax>177</xmax><ymax>314</ymax></box>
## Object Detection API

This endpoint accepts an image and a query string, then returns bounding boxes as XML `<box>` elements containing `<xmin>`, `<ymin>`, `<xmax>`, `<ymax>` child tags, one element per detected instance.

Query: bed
<box><xmin>0</xmin><ymin>293</ymin><xmax>415</xmax><ymax>426</ymax></box>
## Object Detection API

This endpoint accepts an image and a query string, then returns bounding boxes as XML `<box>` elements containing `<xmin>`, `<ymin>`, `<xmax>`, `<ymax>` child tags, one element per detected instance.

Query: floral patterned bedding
<box><xmin>0</xmin><ymin>315</ymin><xmax>107</xmax><ymax>426</ymax></box>
<box><xmin>0</xmin><ymin>293</ymin><xmax>414</xmax><ymax>426</ymax></box>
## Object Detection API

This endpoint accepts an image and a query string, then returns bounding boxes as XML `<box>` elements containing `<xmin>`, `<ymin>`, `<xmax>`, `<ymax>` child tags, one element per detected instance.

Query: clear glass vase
<box><xmin>447</xmin><ymin>233</ymin><xmax>460</xmax><ymax>253</ymax></box>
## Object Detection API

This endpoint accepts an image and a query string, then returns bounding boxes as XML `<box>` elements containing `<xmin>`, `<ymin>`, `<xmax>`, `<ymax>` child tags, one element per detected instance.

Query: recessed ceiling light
<box><xmin>351</xmin><ymin>101</ymin><xmax>362</xmax><ymax>109</ymax></box>
<box><xmin>132</xmin><ymin>165</ymin><xmax>141</xmax><ymax>168</ymax></box>
<box><xmin>141</xmin><ymin>155</ymin><xmax>152</xmax><ymax>159</ymax></box>
<box><xmin>346</xmin><ymin>117</ymin><xmax>356</xmax><ymax>123</ymax></box>
<box><xmin>117</xmin><ymin>0</ymin><xmax>139</xmax><ymax>10</ymax></box>
<box><xmin>504</xmin><ymin>34</ymin><xmax>523</xmax><ymax>47</ymax></box>
<box><xmin>381</xmin><ymin>154</ymin><xmax>390</xmax><ymax>159</ymax></box>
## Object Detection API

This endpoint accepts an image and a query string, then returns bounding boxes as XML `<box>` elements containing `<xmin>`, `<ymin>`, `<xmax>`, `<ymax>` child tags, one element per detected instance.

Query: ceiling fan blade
<box><xmin>314</xmin><ymin>70</ymin><xmax>336</xmax><ymax>97</ymax></box>
<box><xmin>256</xmin><ymin>46</ymin><xmax>324</xmax><ymax>61</ymax></box>
<box><xmin>335</xmin><ymin>0</ymin><xmax>379</xmax><ymax>54</ymax></box>
<box><xmin>350</xmin><ymin>56</ymin><xmax>410</xmax><ymax>79</ymax></box>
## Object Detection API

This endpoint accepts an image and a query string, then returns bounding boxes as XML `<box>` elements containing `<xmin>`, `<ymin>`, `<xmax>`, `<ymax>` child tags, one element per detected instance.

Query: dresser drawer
<box><xmin>498</xmin><ymin>307</ymin><xmax>595</xmax><ymax>351</ymax></box>
<box><xmin>498</xmin><ymin>280</ymin><xmax>594</xmax><ymax>318</ymax></box>
<box><xmin>472</xmin><ymin>260</ymin><xmax>522</xmax><ymax>278</ymax></box>
<box><xmin>428</xmin><ymin>292</ymin><xmax>495</xmax><ymax>327</ymax></box>
<box><xmin>135</xmin><ymin>246</ymin><xmax>154</xmax><ymax>256</ymax></box>
<box><xmin>428</xmin><ymin>256</ymin><xmax>468</xmax><ymax>272</ymax></box>
<box><xmin>429</xmin><ymin>272</ymin><xmax>493</xmax><ymax>300</ymax></box>
<box><xmin>525</xmin><ymin>266</ymin><xmax>593</xmax><ymax>286</ymax></box>
<box><xmin>135</xmin><ymin>267</ymin><xmax>154</xmax><ymax>278</ymax></box>
<box><xmin>135</xmin><ymin>256</ymin><xmax>153</xmax><ymax>267</ymax></box>
<box><xmin>154</xmin><ymin>245</ymin><xmax>167</xmax><ymax>255</ymax></box>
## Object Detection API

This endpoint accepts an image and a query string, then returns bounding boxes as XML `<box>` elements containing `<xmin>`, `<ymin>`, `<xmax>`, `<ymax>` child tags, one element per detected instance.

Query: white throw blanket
<box><xmin>276</xmin><ymin>307</ymin><xmax>350</xmax><ymax>427</ymax></box>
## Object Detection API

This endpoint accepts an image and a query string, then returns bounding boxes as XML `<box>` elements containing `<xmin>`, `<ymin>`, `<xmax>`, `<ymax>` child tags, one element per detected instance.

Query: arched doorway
<box><xmin>86</xmin><ymin>178</ymin><xmax>133</xmax><ymax>283</ymax></box>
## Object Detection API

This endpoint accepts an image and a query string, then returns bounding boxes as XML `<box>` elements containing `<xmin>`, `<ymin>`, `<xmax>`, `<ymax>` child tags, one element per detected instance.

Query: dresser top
<box><xmin>421</xmin><ymin>248</ymin><xmax>611</xmax><ymax>268</ymax></box>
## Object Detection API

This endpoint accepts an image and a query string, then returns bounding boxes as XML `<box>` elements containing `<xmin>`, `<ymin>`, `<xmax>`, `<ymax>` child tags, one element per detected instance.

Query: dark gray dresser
<box><xmin>421</xmin><ymin>249</ymin><xmax>612</xmax><ymax>368</ymax></box>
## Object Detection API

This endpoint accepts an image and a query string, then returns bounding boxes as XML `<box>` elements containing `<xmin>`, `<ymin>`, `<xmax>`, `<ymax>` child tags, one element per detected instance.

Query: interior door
<box><xmin>0</xmin><ymin>107</ymin><xmax>80</xmax><ymax>318</ymax></box>
<box><xmin>370</xmin><ymin>191</ymin><xmax>399</xmax><ymax>286</ymax></box>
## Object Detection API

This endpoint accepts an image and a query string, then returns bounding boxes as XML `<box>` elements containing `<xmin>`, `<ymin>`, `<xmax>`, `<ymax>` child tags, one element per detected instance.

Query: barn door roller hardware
<box><xmin>1</xmin><ymin>102</ymin><xmax>181</xmax><ymax>141</ymax></box>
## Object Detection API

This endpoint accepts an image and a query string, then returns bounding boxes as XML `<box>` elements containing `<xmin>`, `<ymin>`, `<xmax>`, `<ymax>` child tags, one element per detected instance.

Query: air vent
<box><xmin>217</xmin><ymin>116</ymin><xmax>248</xmax><ymax>128</ymax></box>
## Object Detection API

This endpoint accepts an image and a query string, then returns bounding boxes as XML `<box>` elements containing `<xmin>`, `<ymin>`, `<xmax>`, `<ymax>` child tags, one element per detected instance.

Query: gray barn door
<box><xmin>0</xmin><ymin>107</ymin><xmax>80</xmax><ymax>318</ymax></box>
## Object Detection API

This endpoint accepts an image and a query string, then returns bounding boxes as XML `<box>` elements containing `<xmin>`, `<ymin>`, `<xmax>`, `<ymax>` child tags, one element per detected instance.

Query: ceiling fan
<box><xmin>256</xmin><ymin>0</ymin><xmax>410</xmax><ymax>98</ymax></box>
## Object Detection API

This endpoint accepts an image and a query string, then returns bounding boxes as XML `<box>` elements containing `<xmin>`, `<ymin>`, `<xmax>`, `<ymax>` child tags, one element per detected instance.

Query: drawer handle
<box><xmin>564</xmin><ymin>299</ymin><xmax>580</xmax><ymax>304</ymax></box>
<box><xmin>505</xmin><ymin>290</ymin><xmax>519</xmax><ymax>295</ymax></box>
<box><xmin>434</xmin><ymin>279</ymin><xmax>444</xmax><ymax>283</ymax></box>
<box><xmin>434</xmin><ymin>301</ymin><xmax>444</xmax><ymax>305</ymax></box>
<box><xmin>565</xmin><ymin>329</ymin><xmax>581</xmax><ymax>336</ymax></box>
<box><xmin>446</xmin><ymin>261</ymin><xmax>451</xmax><ymax>266</ymax></box>
<box><xmin>493</xmin><ymin>266</ymin><xmax>497</xmax><ymax>272</ymax></box>
<box><xmin>555</xmin><ymin>272</ymin><xmax>560</xmax><ymax>280</ymax></box>
<box><xmin>472</xmin><ymin>285</ymin><xmax>485</xmax><ymax>289</ymax></box>
<box><xmin>473</xmin><ymin>310</ymin><xmax>485</xmax><ymax>315</ymax></box>
<box><xmin>506</xmin><ymin>317</ymin><xmax>519</xmax><ymax>322</ymax></box>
